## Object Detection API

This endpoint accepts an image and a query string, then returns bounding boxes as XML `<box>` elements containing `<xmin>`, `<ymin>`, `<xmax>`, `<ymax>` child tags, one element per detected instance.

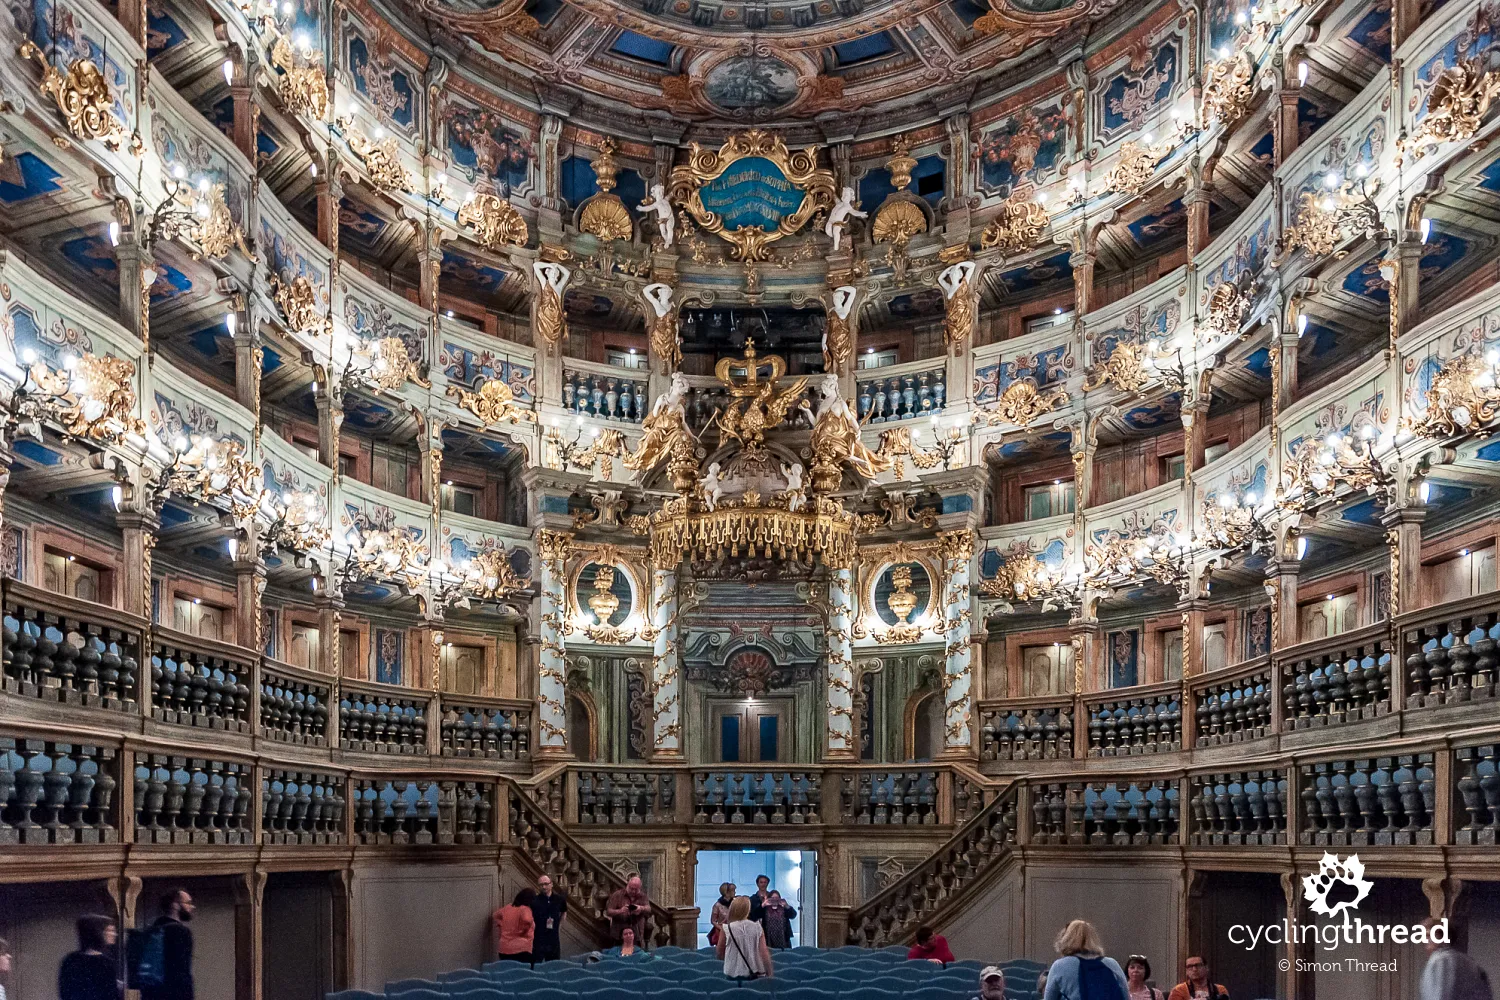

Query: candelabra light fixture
<box><xmin>876</xmin><ymin>417</ymin><xmax>967</xmax><ymax>475</ymax></box>
<box><xmin>545</xmin><ymin>417</ymin><xmax>627</xmax><ymax>477</ymax></box>
<box><xmin>1084</xmin><ymin>337</ymin><xmax>1188</xmax><ymax>396</ymax></box>
<box><xmin>262</xmin><ymin>488</ymin><xmax>331</xmax><ymax>556</ymax></box>
<box><xmin>1084</xmin><ymin>522</ymin><xmax>1193</xmax><ymax>594</ymax></box>
<box><xmin>1281</xmin><ymin>424</ymin><xmax>1395</xmax><ymax>512</ymax></box>
<box><xmin>156</xmin><ymin>434</ymin><xmax>266</xmax><ymax>521</ymax></box>
<box><xmin>977</xmin><ymin>540</ymin><xmax>1078</xmax><ymax>613</ymax></box>
<box><xmin>1196</xmin><ymin>490</ymin><xmax>1274</xmax><ymax>557</ymax></box>
<box><xmin>3</xmin><ymin>349</ymin><xmax>147</xmax><ymax>446</ymax></box>
<box><xmin>343</xmin><ymin>335</ymin><xmax>431</xmax><ymax>393</ymax></box>
<box><xmin>1281</xmin><ymin>167</ymin><xmax>1387</xmax><ymax>260</ymax></box>
<box><xmin>431</xmin><ymin>546</ymin><xmax>532</xmax><ymax>608</ymax></box>
<box><xmin>141</xmin><ymin>165</ymin><xmax>252</xmax><ymax>261</ymax></box>
<box><xmin>341</xmin><ymin>526</ymin><xmax>432</xmax><ymax>591</ymax></box>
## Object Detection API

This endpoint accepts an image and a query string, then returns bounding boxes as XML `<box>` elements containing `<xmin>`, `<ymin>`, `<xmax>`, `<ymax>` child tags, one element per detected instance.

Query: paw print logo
<box><xmin>1302</xmin><ymin>852</ymin><xmax>1373</xmax><ymax>917</ymax></box>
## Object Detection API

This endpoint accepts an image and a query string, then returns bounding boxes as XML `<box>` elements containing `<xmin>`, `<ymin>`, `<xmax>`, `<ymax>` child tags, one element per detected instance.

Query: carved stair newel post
<box><xmin>826</xmin><ymin>566</ymin><xmax>858</xmax><ymax>761</ymax></box>
<box><xmin>938</xmin><ymin>530</ymin><xmax>976</xmax><ymax>757</ymax></box>
<box><xmin>648</xmin><ymin>564</ymin><xmax>683</xmax><ymax>760</ymax></box>
<box><xmin>536</xmin><ymin>529</ymin><xmax>572</xmax><ymax>758</ymax></box>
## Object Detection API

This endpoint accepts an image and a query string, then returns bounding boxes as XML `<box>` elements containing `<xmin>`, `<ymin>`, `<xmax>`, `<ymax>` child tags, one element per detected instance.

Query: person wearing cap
<box><xmin>972</xmin><ymin>965</ymin><xmax>1008</xmax><ymax>1000</ymax></box>
<box><xmin>908</xmin><ymin>925</ymin><xmax>955</xmax><ymax>965</ymax></box>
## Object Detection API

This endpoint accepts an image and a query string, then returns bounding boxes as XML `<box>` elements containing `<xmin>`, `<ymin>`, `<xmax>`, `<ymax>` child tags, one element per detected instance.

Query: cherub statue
<box><xmin>781</xmin><ymin>461</ymin><xmax>806</xmax><ymax>512</ymax></box>
<box><xmin>638</xmin><ymin>184</ymin><xmax>675</xmax><ymax>247</ymax></box>
<box><xmin>702</xmin><ymin>462</ymin><xmax>724</xmax><ymax>511</ymax></box>
<box><xmin>824</xmin><ymin>186</ymin><xmax>867</xmax><ymax>252</ymax></box>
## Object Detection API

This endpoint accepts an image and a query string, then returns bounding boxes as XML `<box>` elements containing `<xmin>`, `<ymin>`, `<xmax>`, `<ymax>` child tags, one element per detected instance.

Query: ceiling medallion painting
<box><xmin>667</xmin><ymin>130</ymin><xmax>837</xmax><ymax>262</ymax></box>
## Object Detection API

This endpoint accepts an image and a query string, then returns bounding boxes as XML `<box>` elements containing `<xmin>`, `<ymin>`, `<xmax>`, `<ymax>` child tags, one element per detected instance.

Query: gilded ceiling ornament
<box><xmin>447</xmin><ymin>379</ymin><xmax>537</xmax><ymax>426</ymax></box>
<box><xmin>1405</xmin><ymin>60</ymin><xmax>1500</xmax><ymax>155</ymax></box>
<box><xmin>623</xmin><ymin>374</ymin><xmax>697</xmax><ymax>493</ymax></box>
<box><xmin>1281</xmin><ymin>183</ymin><xmax>1384</xmax><ymax>260</ymax></box>
<box><xmin>458</xmin><ymin>193</ymin><xmax>529</xmax><ymax>249</ymax></box>
<box><xmin>270</xmin><ymin>275</ymin><xmax>332</xmax><ymax>337</ymax></box>
<box><xmin>579</xmin><ymin>196</ymin><xmax>633</xmax><ymax>242</ymax></box>
<box><xmin>14</xmin><ymin>352</ymin><xmax>147</xmax><ymax>443</ymax></box>
<box><xmin>532</xmin><ymin>261</ymin><xmax>570</xmax><ymax>347</ymax></box>
<box><xmin>808</xmin><ymin>374</ymin><xmax>892</xmax><ymax>491</ymax></box>
<box><xmin>713</xmin><ymin>341</ymin><xmax>807</xmax><ymax>456</ymax></box>
<box><xmin>666</xmin><ymin>130</ymin><xmax>837</xmax><ymax>263</ymax></box>
<box><xmin>1103</xmin><ymin>141</ymin><xmax>1159</xmax><ymax>196</ymax></box>
<box><xmin>17</xmin><ymin>42</ymin><xmax>130</xmax><ymax>149</ymax></box>
<box><xmin>457</xmin><ymin>545</ymin><xmax>530</xmax><ymax>601</ymax></box>
<box><xmin>642</xmin><ymin>283</ymin><xmax>681</xmax><ymax>374</ymax></box>
<box><xmin>938</xmin><ymin>260</ymin><xmax>977</xmax><ymax>356</ymax></box>
<box><xmin>1403</xmin><ymin>352</ymin><xmax>1500</xmax><ymax>438</ymax></box>
<box><xmin>871</xmin><ymin>200</ymin><xmax>927</xmax><ymax>249</ymax></box>
<box><xmin>190</xmin><ymin>183</ymin><xmax>253</xmax><ymax>260</ymax></box>
<box><xmin>823</xmin><ymin>285</ymin><xmax>856</xmax><ymax>373</ymax></box>
<box><xmin>347</xmin><ymin>130</ymin><xmax>413</xmax><ymax>192</ymax></box>
<box><xmin>269</xmin><ymin>34</ymin><xmax>330</xmax><ymax>120</ymax></box>
<box><xmin>163</xmin><ymin>436</ymin><xmax>266</xmax><ymax>522</ymax></box>
<box><xmin>350</xmin><ymin>335</ymin><xmax>430</xmax><ymax>392</ymax></box>
<box><xmin>1201</xmin><ymin>51</ymin><xmax>1256</xmax><ymax>127</ymax></box>
<box><xmin>977</xmin><ymin>378</ymin><xmax>1070</xmax><ymax>428</ymax></box>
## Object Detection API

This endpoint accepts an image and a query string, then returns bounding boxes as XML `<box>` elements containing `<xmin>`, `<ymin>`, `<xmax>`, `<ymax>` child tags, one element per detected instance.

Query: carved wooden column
<box><xmin>1382</xmin><ymin>238</ymin><xmax>1425</xmax><ymax>344</ymax></box>
<box><xmin>1273</xmin><ymin>86</ymin><xmax>1300</xmax><ymax>167</ymax></box>
<box><xmin>1382</xmin><ymin>504</ymin><xmax>1426</xmax><ymax>624</ymax></box>
<box><xmin>317</xmin><ymin>592</ymin><xmax>344</xmax><ymax>677</ymax></box>
<box><xmin>1266</xmin><ymin>557</ymin><xmax>1301</xmax><ymax>651</ymax></box>
<box><xmin>942</xmin><ymin>113</ymin><xmax>972</xmax><ymax>237</ymax></box>
<box><xmin>329</xmin><ymin>870</ymin><xmax>353</xmax><ymax>992</ymax></box>
<box><xmin>234</xmin><ymin>523</ymin><xmax>267</xmax><ymax>655</ymax></box>
<box><xmin>1184</xmin><ymin>183</ymin><xmax>1212</xmax><ymax>262</ymax></box>
<box><xmin>825</xmin><ymin>567</ymin><xmax>858</xmax><ymax>761</ymax></box>
<box><xmin>536</xmin><ymin>529</ymin><xmax>572</xmax><ymax>759</ymax></box>
<box><xmin>235</xmin><ymin>871</ymin><xmax>268</xmax><ymax>1000</ymax></box>
<box><xmin>232</xmin><ymin>300</ymin><xmax>262</xmax><ymax>413</ymax></box>
<box><xmin>1392</xmin><ymin>0</ymin><xmax>1422</xmax><ymax>47</ymax></box>
<box><xmin>315</xmin><ymin>381</ymin><xmax>344</xmax><ymax>472</ymax></box>
<box><xmin>117</xmin><ymin>508</ymin><xmax>159</xmax><ymax>622</ymax></box>
<box><xmin>417</xmin><ymin>222</ymin><xmax>445</xmax><ymax>314</ymax></box>
<box><xmin>114</xmin><ymin>236</ymin><xmax>154</xmax><ymax>345</ymax></box>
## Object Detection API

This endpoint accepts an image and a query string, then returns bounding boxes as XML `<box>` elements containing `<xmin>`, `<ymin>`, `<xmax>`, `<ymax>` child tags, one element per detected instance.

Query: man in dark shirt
<box><xmin>604</xmin><ymin>876</ymin><xmax>649</xmax><ymax>947</ymax></box>
<box><xmin>748</xmin><ymin>874</ymin><xmax>772</xmax><ymax>925</ymax></box>
<box><xmin>528</xmin><ymin>875</ymin><xmax>568</xmax><ymax>962</ymax></box>
<box><xmin>145</xmin><ymin>889</ymin><xmax>195</xmax><ymax>1000</ymax></box>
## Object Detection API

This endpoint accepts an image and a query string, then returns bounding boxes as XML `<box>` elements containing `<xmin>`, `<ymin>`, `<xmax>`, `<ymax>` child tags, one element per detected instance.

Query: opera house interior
<box><xmin>1</xmin><ymin>0</ymin><xmax>1499</xmax><ymax>994</ymax></box>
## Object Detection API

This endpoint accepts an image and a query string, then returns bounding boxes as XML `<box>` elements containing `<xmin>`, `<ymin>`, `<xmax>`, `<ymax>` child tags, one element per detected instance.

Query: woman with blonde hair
<box><xmin>715</xmin><ymin>896</ymin><xmax>772</xmax><ymax>980</ymax></box>
<box><xmin>709</xmin><ymin>882</ymin><xmax>736</xmax><ymax>947</ymax></box>
<box><xmin>1043</xmin><ymin>920</ymin><xmax>1128</xmax><ymax>1000</ymax></box>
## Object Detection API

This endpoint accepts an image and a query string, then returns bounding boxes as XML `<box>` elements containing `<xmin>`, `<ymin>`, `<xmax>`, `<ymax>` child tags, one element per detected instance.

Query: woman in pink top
<box><xmin>494</xmin><ymin>889</ymin><xmax>537</xmax><ymax>964</ymax></box>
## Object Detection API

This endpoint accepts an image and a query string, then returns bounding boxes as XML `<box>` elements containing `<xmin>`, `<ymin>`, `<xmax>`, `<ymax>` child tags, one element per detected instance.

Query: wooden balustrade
<box><xmin>527</xmin><ymin>771</ymin><xmax>567</xmax><ymax>822</ymax></box>
<box><xmin>1402</xmin><ymin>594</ymin><xmax>1500</xmax><ymax>710</ymax></box>
<box><xmin>339</xmin><ymin>681</ymin><xmax>431</xmax><ymax>754</ymax></box>
<box><xmin>978</xmin><ymin>696</ymin><xmax>1074</xmax><ymax>761</ymax></box>
<box><xmin>1454</xmin><ymin>744</ymin><xmax>1500</xmax><ymax>845</ymax></box>
<box><xmin>839</xmin><ymin>769</ymin><xmax>940</xmax><ymax>825</ymax></box>
<box><xmin>693</xmin><ymin>771</ymin><xmax>821</xmax><ymax>824</ymax></box>
<box><xmin>2</xmin><ymin>579</ymin><xmax>143</xmax><ymax>711</ymax></box>
<box><xmin>1030</xmin><ymin>779</ymin><xmax>1178</xmax><ymax>845</ymax></box>
<box><xmin>1084</xmin><ymin>683</ymin><xmax>1182</xmax><ymax>756</ymax></box>
<box><xmin>352</xmin><ymin>778</ymin><xmax>495</xmax><ymax>845</ymax></box>
<box><xmin>575</xmin><ymin>769</ymin><xmax>676</xmax><ymax>824</ymax></box>
<box><xmin>1190</xmin><ymin>658</ymin><xmax>1274</xmax><ymax>747</ymax></box>
<box><xmin>1299</xmin><ymin>754</ymin><xmax>1435</xmax><ymax>847</ymax></box>
<box><xmin>1188</xmin><ymin>770</ymin><xmax>1288</xmax><ymax>845</ymax></box>
<box><xmin>1281</xmin><ymin>623</ymin><xmax>1393</xmax><ymax>730</ymax></box>
<box><xmin>262</xmin><ymin>768</ymin><xmax>346</xmax><ymax>844</ymax></box>
<box><xmin>508</xmin><ymin>784</ymin><xmax>674</xmax><ymax>946</ymax></box>
<box><xmin>150</xmin><ymin>627</ymin><xmax>254</xmax><ymax>733</ymax></box>
<box><xmin>438</xmin><ymin>695</ymin><xmax>532</xmax><ymax>761</ymax></box>
<box><xmin>133</xmin><ymin>753</ymin><xmax>253</xmax><ymax>844</ymax></box>
<box><xmin>845</xmin><ymin>784</ymin><xmax>1019</xmax><ymax>946</ymax></box>
<box><xmin>259</xmin><ymin>658</ymin><xmax>332</xmax><ymax>746</ymax></box>
<box><xmin>0</xmin><ymin>736</ymin><xmax>119</xmax><ymax>844</ymax></box>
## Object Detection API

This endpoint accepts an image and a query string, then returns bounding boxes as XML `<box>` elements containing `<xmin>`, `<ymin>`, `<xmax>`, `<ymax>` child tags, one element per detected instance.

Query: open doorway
<box><xmin>695</xmin><ymin>849</ymin><xmax>817</xmax><ymax>948</ymax></box>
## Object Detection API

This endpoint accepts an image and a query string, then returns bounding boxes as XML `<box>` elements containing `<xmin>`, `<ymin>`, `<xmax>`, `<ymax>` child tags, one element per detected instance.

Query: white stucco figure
<box><xmin>639</xmin><ymin>184</ymin><xmax>675</xmax><ymax>247</ymax></box>
<box><xmin>824</xmin><ymin>186</ymin><xmax>867</xmax><ymax>252</ymax></box>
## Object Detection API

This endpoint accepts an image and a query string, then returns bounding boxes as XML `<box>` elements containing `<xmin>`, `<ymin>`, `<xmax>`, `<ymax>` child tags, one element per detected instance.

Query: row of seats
<box><xmin>328</xmin><ymin>946</ymin><xmax>1044</xmax><ymax>1000</ymax></box>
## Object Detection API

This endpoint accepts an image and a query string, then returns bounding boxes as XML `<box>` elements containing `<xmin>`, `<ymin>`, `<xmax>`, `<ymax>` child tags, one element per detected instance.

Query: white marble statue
<box><xmin>937</xmin><ymin>259</ymin><xmax>976</xmax><ymax>300</ymax></box>
<box><xmin>824</xmin><ymin>186</ymin><xmax>867</xmax><ymax>252</ymax></box>
<box><xmin>639</xmin><ymin>184</ymin><xmax>675</xmax><ymax>247</ymax></box>
<box><xmin>782</xmin><ymin>461</ymin><xmax>805</xmax><ymax>512</ymax></box>
<box><xmin>641</xmin><ymin>282</ymin><xmax>674</xmax><ymax>318</ymax></box>
<box><xmin>702</xmin><ymin>461</ymin><xmax>724</xmax><ymax>510</ymax></box>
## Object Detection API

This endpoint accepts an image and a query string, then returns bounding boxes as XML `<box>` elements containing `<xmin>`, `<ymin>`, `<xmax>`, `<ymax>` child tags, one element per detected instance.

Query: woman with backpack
<box><xmin>1043</xmin><ymin>920</ymin><xmax>1129</xmax><ymax>1000</ymax></box>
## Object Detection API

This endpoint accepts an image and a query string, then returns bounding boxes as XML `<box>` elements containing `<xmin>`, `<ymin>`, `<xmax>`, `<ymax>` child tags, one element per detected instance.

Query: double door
<box><xmin>710</xmin><ymin>700</ymin><xmax>790</xmax><ymax>763</ymax></box>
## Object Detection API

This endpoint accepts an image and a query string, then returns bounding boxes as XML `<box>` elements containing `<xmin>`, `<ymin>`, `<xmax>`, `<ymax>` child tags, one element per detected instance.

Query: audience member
<box><xmin>494</xmin><ymin>889</ymin><xmax>536</xmax><ymax>964</ymax></box>
<box><xmin>709</xmin><ymin>883</ymin><xmax>736</xmax><ymax>946</ymax></box>
<box><xmin>908</xmin><ymin>925</ymin><xmax>955</xmax><ymax>965</ymax></box>
<box><xmin>605</xmin><ymin>876</ymin><xmax>650</xmax><ymax>946</ymax></box>
<box><xmin>0</xmin><ymin>936</ymin><xmax>11</xmax><ymax>1000</ymax></box>
<box><xmin>748</xmin><ymin>875</ymin><xmax>772</xmax><ymax>924</ymax></box>
<box><xmin>1420</xmin><ymin>920</ymin><xmax>1493</xmax><ymax>1000</ymax></box>
<box><xmin>1043</xmin><ymin>920</ymin><xmax>1128</xmax><ymax>1000</ymax></box>
<box><xmin>60</xmin><ymin>915</ymin><xmax>122</xmax><ymax>1000</ymax></box>
<box><xmin>1125</xmin><ymin>955</ymin><xmax>1163</xmax><ymax>1000</ymax></box>
<box><xmin>529</xmin><ymin>876</ymin><xmax>568</xmax><ymax>964</ymax></box>
<box><xmin>973</xmin><ymin>965</ymin><xmax>1008</xmax><ymax>1000</ymax></box>
<box><xmin>761</xmin><ymin>891</ymin><xmax>797</xmax><ymax>950</ymax></box>
<box><xmin>616</xmin><ymin>927</ymin><xmax>642</xmax><ymax>958</ymax></box>
<box><xmin>1167</xmin><ymin>957</ymin><xmax>1228</xmax><ymax>1000</ymax></box>
<box><xmin>717</xmin><ymin>897</ymin><xmax>772</xmax><ymax>980</ymax></box>
<box><xmin>136</xmin><ymin>889</ymin><xmax>196</xmax><ymax>1000</ymax></box>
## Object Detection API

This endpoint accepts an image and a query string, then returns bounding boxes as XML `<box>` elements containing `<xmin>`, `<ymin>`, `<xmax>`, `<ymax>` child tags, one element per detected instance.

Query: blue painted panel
<box><xmin>833</xmin><ymin>32</ymin><xmax>894</xmax><ymax>65</ymax></box>
<box><xmin>611</xmin><ymin>30</ymin><xmax>673</xmax><ymax>64</ymax></box>
<box><xmin>698</xmin><ymin>157</ymin><xmax>805</xmax><ymax>232</ymax></box>
<box><xmin>721</xmin><ymin>715</ymin><xmax>741</xmax><ymax>763</ymax></box>
<box><xmin>1108</xmin><ymin>629</ymin><xmax>1139</xmax><ymax>688</ymax></box>
<box><xmin>758</xmin><ymin>715</ymin><xmax>779</xmax><ymax>761</ymax></box>
<box><xmin>0</xmin><ymin>151</ymin><xmax>62</xmax><ymax>203</ymax></box>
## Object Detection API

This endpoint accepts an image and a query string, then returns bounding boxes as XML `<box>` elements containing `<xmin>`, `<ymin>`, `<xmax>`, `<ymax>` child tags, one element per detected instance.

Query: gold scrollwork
<box><xmin>1202</xmin><ymin>51</ymin><xmax>1256</xmax><ymax>127</ymax></box>
<box><xmin>871</xmin><ymin>200</ymin><xmax>928</xmax><ymax>248</ymax></box>
<box><xmin>977</xmin><ymin>379</ymin><xmax>1070</xmax><ymax>428</ymax></box>
<box><xmin>1104</xmin><ymin>141</ymin><xmax>1159</xmax><ymax>196</ymax></box>
<box><xmin>191</xmin><ymin>184</ymin><xmax>254</xmax><ymax>260</ymax></box>
<box><xmin>270</xmin><ymin>275</ymin><xmax>332</xmax><ymax>336</ymax></box>
<box><xmin>1083</xmin><ymin>341</ymin><xmax>1153</xmax><ymax>394</ymax></box>
<box><xmin>269</xmin><ymin>35</ymin><xmax>329</xmax><ymax>120</ymax></box>
<box><xmin>20</xmin><ymin>352</ymin><xmax>147</xmax><ymax>443</ymax></box>
<box><xmin>579</xmin><ymin>195</ymin><xmax>633</xmax><ymax>242</ymax></box>
<box><xmin>347</xmin><ymin>130</ymin><xmax>413</xmax><ymax>192</ymax></box>
<box><xmin>1404</xmin><ymin>352</ymin><xmax>1500</xmax><ymax>438</ymax></box>
<box><xmin>447</xmin><ymin>379</ymin><xmax>537</xmax><ymax>426</ymax></box>
<box><xmin>351</xmin><ymin>336</ymin><xmax>429</xmax><ymax>392</ymax></box>
<box><xmin>1405</xmin><ymin>59</ymin><xmax>1500</xmax><ymax>155</ymax></box>
<box><xmin>458</xmin><ymin>193</ymin><xmax>529</xmax><ymax>249</ymax></box>
<box><xmin>18</xmin><ymin>42</ymin><xmax>130</xmax><ymax>149</ymax></box>
<box><xmin>978</xmin><ymin>192</ymin><xmax>1048</xmax><ymax>255</ymax></box>
<box><xmin>666</xmin><ymin>130</ymin><xmax>837</xmax><ymax>263</ymax></box>
<box><xmin>1204</xmin><ymin>280</ymin><xmax>1250</xmax><ymax>342</ymax></box>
